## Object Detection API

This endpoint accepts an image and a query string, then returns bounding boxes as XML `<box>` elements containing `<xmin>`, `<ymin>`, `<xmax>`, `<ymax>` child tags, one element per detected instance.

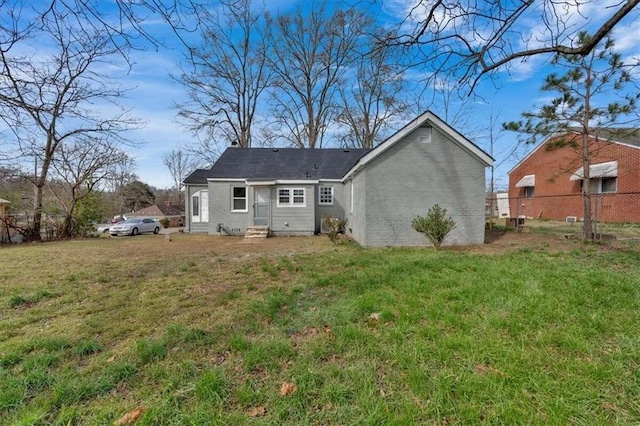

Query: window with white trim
<box><xmin>319</xmin><ymin>185</ymin><xmax>333</xmax><ymax>205</ymax></box>
<box><xmin>293</xmin><ymin>189</ymin><xmax>304</xmax><ymax>204</ymax></box>
<box><xmin>191</xmin><ymin>189</ymin><xmax>209</xmax><ymax>222</ymax></box>
<box><xmin>277</xmin><ymin>188</ymin><xmax>306</xmax><ymax>207</ymax></box>
<box><xmin>232</xmin><ymin>187</ymin><xmax>247</xmax><ymax>211</ymax></box>
<box><xmin>278</xmin><ymin>188</ymin><xmax>290</xmax><ymax>204</ymax></box>
<box><xmin>192</xmin><ymin>195</ymin><xmax>199</xmax><ymax>217</ymax></box>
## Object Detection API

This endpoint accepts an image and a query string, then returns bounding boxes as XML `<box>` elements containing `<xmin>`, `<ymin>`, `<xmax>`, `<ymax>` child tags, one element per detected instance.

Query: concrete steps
<box><xmin>245</xmin><ymin>226</ymin><xmax>270</xmax><ymax>238</ymax></box>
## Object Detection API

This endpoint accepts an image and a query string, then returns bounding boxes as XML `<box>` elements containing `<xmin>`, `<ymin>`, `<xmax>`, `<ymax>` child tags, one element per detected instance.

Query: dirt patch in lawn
<box><xmin>99</xmin><ymin>233</ymin><xmax>338</xmax><ymax>261</ymax></box>
<box><xmin>444</xmin><ymin>229</ymin><xmax>584</xmax><ymax>255</ymax></box>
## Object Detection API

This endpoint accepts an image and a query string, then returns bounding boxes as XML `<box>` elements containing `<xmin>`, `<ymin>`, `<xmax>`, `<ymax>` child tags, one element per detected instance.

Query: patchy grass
<box><xmin>522</xmin><ymin>218</ymin><xmax>640</xmax><ymax>239</ymax></box>
<box><xmin>1</xmin><ymin>234</ymin><xmax>639</xmax><ymax>424</ymax></box>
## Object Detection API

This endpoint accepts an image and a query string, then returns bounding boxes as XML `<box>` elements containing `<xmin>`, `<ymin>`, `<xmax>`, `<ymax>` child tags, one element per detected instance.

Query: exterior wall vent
<box><xmin>566</xmin><ymin>216</ymin><xmax>577</xmax><ymax>223</ymax></box>
<box><xmin>419</xmin><ymin>126</ymin><xmax>432</xmax><ymax>144</ymax></box>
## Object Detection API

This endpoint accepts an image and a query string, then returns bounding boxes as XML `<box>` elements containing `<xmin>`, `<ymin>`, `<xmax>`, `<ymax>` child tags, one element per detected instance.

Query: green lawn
<box><xmin>1</xmin><ymin>234</ymin><xmax>639</xmax><ymax>424</ymax></box>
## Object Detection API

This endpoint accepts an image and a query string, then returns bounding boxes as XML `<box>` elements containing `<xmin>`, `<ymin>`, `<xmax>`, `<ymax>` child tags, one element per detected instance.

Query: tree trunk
<box><xmin>582</xmin><ymin>189</ymin><xmax>593</xmax><ymax>240</ymax></box>
<box><xmin>582</xmin><ymin>129</ymin><xmax>593</xmax><ymax>240</ymax></box>
<box><xmin>582</xmin><ymin>66</ymin><xmax>593</xmax><ymax>241</ymax></box>
<box><xmin>30</xmin><ymin>179</ymin><xmax>44</xmax><ymax>242</ymax></box>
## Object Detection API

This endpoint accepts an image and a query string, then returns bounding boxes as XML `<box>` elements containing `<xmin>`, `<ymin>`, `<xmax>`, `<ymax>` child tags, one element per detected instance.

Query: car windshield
<box><xmin>122</xmin><ymin>219</ymin><xmax>142</xmax><ymax>224</ymax></box>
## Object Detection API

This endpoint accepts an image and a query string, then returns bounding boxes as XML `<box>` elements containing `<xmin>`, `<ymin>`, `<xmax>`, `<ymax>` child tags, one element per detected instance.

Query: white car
<box><xmin>95</xmin><ymin>223</ymin><xmax>111</xmax><ymax>234</ymax></box>
<box><xmin>109</xmin><ymin>218</ymin><xmax>160</xmax><ymax>236</ymax></box>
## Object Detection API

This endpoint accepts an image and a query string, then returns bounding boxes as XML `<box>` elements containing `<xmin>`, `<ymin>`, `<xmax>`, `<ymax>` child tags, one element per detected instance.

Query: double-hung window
<box><xmin>277</xmin><ymin>188</ymin><xmax>306</xmax><ymax>207</ymax></box>
<box><xmin>232</xmin><ymin>187</ymin><xmax>247</xmax><ymax>211</ymax></box>
<box><xmin>319</xmin><ymin>186</ymin><xmax>333</xmax><ymax>205</ymax></box>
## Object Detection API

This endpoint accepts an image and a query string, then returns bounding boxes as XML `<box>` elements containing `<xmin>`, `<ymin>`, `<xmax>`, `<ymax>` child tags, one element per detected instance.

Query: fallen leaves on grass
<box><xmin>280</xmin><ymin>382</ymin><xmax>297</xmax><ymax>396</ymax></box>
<box><xmin>248</xmin><ymin>406</ymin><xmax>267</xmax><ymax>417</ymax></box>
<box><xmin>114</xmin><ymin>406</ymin><xmax>144</xmax><ymax>425</ymax></box>
<box><xmin>212</xmin><ymin>351</ymin><xmax>228</xmax><ymax>365</ymax></box>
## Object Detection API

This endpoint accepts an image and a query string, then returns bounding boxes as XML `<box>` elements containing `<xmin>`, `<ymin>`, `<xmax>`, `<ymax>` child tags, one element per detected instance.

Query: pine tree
<box><xmin>505</xmin><ymin>33</ymin><xmax>639</xmax><ymax>240</ymax></box>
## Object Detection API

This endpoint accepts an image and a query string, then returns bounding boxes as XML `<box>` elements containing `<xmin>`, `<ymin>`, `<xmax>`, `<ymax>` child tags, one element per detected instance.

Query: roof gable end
<box><xmin>342</xmin><ymin>110</ymin><xmax>493</xmax><ymax>181</ymax></box>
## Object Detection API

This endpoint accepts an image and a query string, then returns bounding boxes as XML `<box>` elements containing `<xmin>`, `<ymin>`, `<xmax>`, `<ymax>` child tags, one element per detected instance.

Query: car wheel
<box><xmin>153</xmin><ymin>227</ymin><xmax>160</xmax><ymax>234</ymax></box>
<box><xmin>102</xmin><ymin>229</ymin><xmax>109</xmax><ymax>233</ymax></box>
<box><xmin>132</xmin><ymin>227</ymin><xmax>139</xmax><ymax>236</ymax></box>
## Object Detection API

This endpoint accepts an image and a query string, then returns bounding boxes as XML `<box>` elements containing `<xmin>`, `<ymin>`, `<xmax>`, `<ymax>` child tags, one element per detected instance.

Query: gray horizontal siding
<box><xmin>209</xmin><ymin>181</ymin><xmax>250</xmax><ymax>235</ymax></box>
<box><xmin>271</xmin><ymin>185</ymin><xmax>315</xmax><ymax>235</ymax></box>
<box><xmin>315</xmin><ymin>182</ymin><xmax>346</xmax><ymax>233</ymax></box>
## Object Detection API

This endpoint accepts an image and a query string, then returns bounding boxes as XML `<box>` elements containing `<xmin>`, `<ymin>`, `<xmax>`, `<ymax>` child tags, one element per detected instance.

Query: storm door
<box><xmin>253</xmin><ymin>187</ymin><xmax>270</xmax><ymax>226</ymax></box>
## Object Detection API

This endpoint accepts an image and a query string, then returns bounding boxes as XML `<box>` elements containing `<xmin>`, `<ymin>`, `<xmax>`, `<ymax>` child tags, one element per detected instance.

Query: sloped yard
<box><xmin>1</xmin><ymin>234</ymin><xmax>639</xmax><ymax>424</ymax></box>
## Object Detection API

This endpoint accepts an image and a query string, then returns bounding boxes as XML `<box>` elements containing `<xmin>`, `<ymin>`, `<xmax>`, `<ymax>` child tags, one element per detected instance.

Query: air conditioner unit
<box><xmin>566</xmin><ymin>216</ymin><xmax>577</xmax><ymax>223</ymax></box>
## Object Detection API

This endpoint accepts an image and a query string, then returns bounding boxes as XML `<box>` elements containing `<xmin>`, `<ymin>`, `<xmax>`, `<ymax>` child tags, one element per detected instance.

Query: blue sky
<box><xmin>114</xmin><ymin>0</ymin><xmax>639</xmax><ymax>190</ymax></box>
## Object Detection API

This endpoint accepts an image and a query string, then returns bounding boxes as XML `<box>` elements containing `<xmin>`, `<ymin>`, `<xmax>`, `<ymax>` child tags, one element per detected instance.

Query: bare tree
<box><xmin>102</xmin><ymin>156</ymin><xmax>137</xmax><ymax>219</ymax></box>
<box><xmin>505</xmin><ymin>33</ymin><xmax>639</xmax><ymax>240</ymax></box>
<box><xmin>388</xmin><ymin>0</ymin><xmax>639</xmax><ymax>90</ymax></box>
<box><xmin>175</xmin><ymin>0</ymin><xmax>271</xmax><ymax>152</ymax></box>
<box><xmin>265</xmin><ymin>5</ymin><xmax>367</xmax><ymax>148</ymax></box>
<box><xmin>337</xmin><ymin>29</ymin><xmax>410</xmax><ymax>149</ymax></box>
<box><xmin>163</xmin><ymin>148</ymin><xmax>197</xmax><ymax>204</ymax></box>
<box><xmin>48</xmin><ymin>139</ymin><xmax>130</xmax><ymax>237</ymax></box>
<box><xmin>423</xmin><ymin>77</ymin><xmax>483</xmax><ymax>139</ymax></box>
<box><xmin>0</xmin><ymin>2</ymin><xmax>141</xmax><ymax>240</ymax></box>
<box><xmin>0</xmin><ymin>0</ymin><xmax>203</xmax><ymax>57</ymax></box>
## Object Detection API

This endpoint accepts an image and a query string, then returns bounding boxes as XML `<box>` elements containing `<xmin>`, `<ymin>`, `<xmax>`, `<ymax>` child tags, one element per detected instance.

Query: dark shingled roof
<box><xmin>183</xmin><ymin>168</ymin><xmax>212</xmax><ymax>185</ymax></box>
<box><xmin>567</xmin><ymin>128</ymin><xmax>640</xmax><ymax>147</ymax></box>
<box><xmin>185</xmin><ymin>148</ymin><xmax>371</xmax><ymax>183</ymax></box>
<box><xmin>593</xmin><ymin>128</ymin><xmax>640</xmax><ymax>147</ymax></box>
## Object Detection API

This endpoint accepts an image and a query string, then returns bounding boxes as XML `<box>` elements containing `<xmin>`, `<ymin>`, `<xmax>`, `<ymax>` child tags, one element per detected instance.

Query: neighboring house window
<box><xmin>524</xmin><ymin>186</ymin><xmax>534</xmax><ymax>198</ymax></box>
<box><xmin>601</xmin><ymin>177</ymin><xmax>617</xmax><ymax>193</ymax></box>
<box><xmin>515</xmin><ymin>174</ymin><xmax>535</xmax><ymax>198</ymax></box>
<box><xmin>232</xmin><ymin>187</ymin><xmax>247</xmax><ymax>211</ymax></box>
<box><xmin>582</xmin><ymin>177</ymin><xmax>618</xmax><ymax>194</ymax></box>
<box><xmin>277</xmin><ymin>188</ymin><xmax>306</xmax><ymax>207</ymax></box>
<box><xmin>191</xmin><ymin>190</ymin><xmax>209</xmax><ymax>222</ymax></box>
<box><xmin>319</xmin><ymin>186</ymin><xmax>333</xmax><ymax>205</ymax></box>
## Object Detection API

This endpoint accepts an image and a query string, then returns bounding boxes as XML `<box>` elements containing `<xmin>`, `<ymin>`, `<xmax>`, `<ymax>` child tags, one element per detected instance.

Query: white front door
<box><xmin>253</xmin><ymin>187</ymin><xmax>269</xmax><ymax>226</ymax></box>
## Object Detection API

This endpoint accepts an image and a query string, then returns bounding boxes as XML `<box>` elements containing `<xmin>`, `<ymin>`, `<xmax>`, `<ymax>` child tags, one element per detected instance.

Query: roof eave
<box><xmin>508</xmin><ymin>131</ymin><xmax>640</xmax><ymax>176</ymax></box>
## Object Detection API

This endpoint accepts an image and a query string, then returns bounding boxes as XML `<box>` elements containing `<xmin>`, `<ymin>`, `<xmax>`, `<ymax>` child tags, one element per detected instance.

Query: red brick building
<box><xmin>508</xmin><ymin>130</ymin><xmax>640</xmax><ymax>223</ymax></box>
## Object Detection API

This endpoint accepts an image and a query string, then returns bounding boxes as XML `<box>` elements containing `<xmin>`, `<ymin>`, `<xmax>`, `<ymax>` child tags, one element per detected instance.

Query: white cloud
<box><xmin>610</xmin><ymin>18</ymin><xmax>640</xmax><ymax>54</ymax></box>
